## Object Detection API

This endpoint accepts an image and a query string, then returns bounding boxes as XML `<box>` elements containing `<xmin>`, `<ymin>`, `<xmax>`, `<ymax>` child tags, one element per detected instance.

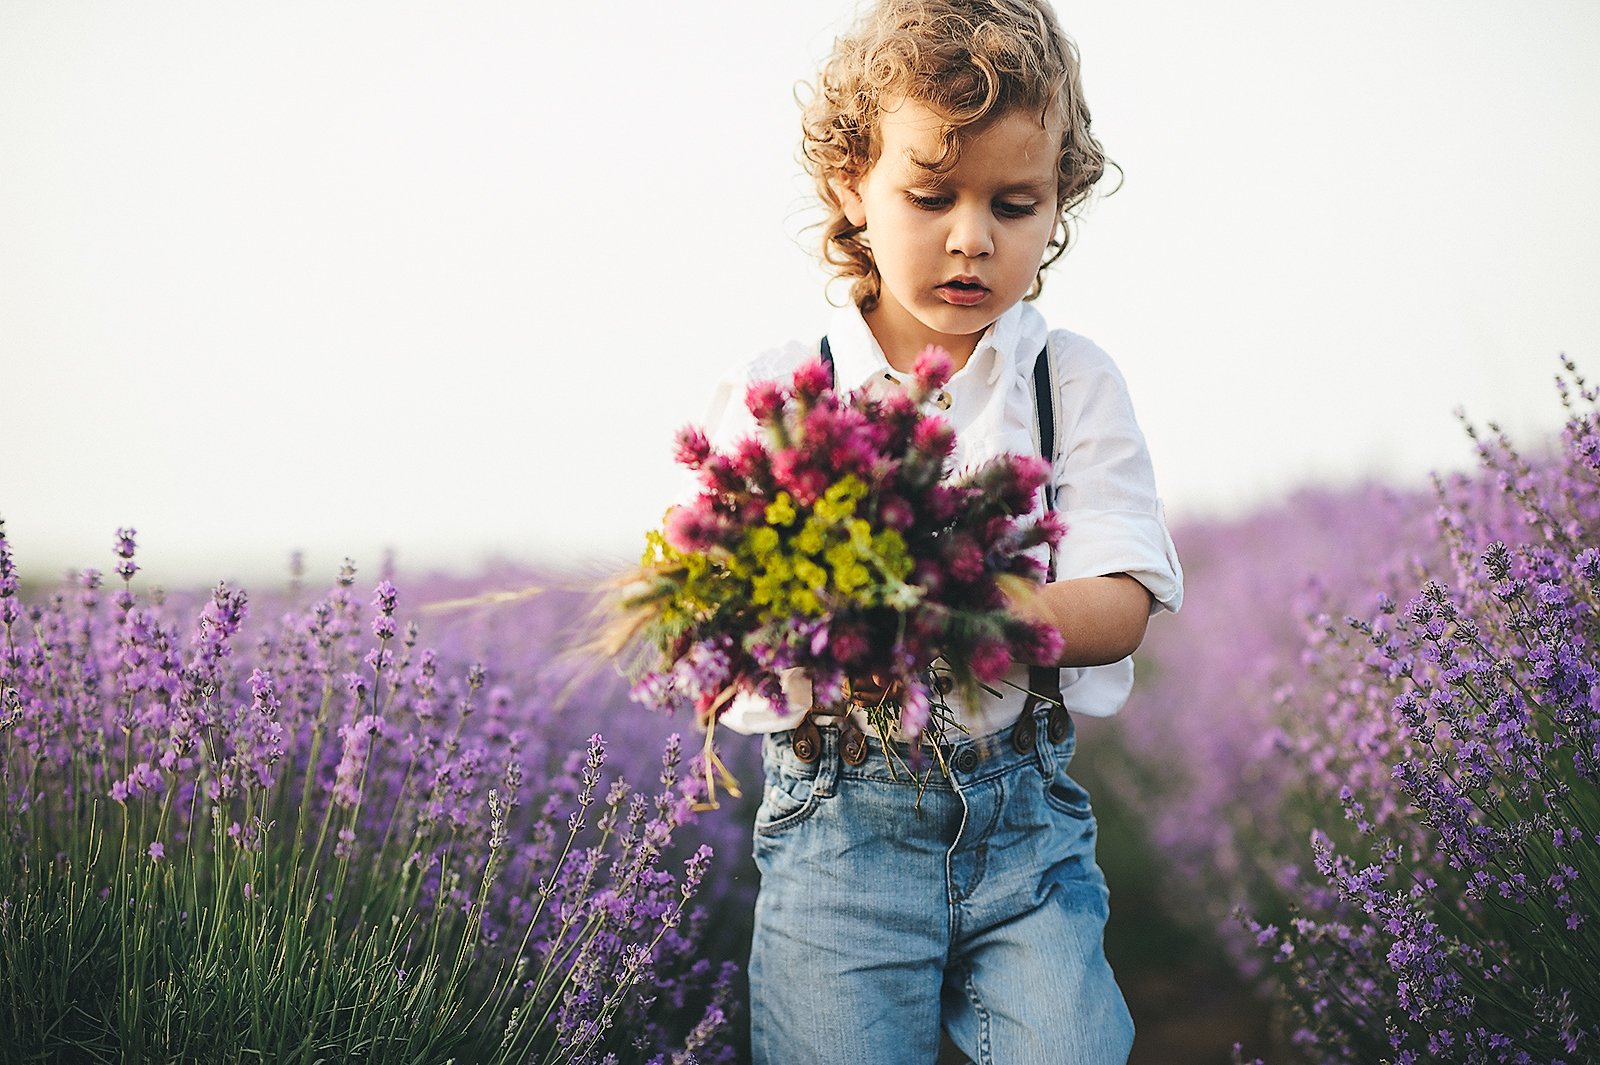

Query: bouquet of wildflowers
<box><xmin>614</xmin><ymin>348</ymin><xmax>1065</xmax><ymax>792</ymax></box>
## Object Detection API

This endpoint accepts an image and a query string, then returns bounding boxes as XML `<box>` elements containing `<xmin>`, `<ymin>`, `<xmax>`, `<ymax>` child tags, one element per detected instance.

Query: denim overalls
<box><xmin>749</xmin><ymin>702</ymin><xmax>1134</xmax><ymax>1064</ymax></box>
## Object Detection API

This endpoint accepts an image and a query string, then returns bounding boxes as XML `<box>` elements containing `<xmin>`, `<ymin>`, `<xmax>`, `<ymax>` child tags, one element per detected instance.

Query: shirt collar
<box><xmin>824</xmin><ymin>300</ymin><xmax>1048</xmax><ymax>391</ymax></box>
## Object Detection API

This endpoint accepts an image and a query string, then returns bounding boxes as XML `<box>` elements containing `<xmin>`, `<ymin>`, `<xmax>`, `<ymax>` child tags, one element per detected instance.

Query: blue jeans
<box><xmin>749</xmin><ymin>708</ymin><xmax>1134</xmax><ymax>1065</ymax></box>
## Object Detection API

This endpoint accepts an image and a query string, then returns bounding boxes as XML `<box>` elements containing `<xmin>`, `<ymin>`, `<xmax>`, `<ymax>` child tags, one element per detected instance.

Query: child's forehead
<box><xmin>873</xmin><ymin>97</ymin><xmax>1061</xmax><ymax>173</ymax></box>
<box><xmin>877</xmin><ymin>96</ymin><xmax>953</xmax><ymax>136</ymax></box>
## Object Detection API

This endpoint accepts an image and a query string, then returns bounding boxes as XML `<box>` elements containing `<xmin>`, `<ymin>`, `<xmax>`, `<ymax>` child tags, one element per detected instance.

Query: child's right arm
<box><xmin>1012</xmin><ymin>572</ymin><xmax>1152</xmax><ymax>667</ymax></box>
<box><xmin>1036</xmin><ymin>332</ymin><xmax>1184</xmax><ymax>657</ymax></box>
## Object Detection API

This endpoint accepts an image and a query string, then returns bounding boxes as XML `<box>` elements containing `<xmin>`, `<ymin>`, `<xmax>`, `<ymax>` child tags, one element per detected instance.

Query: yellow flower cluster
<box><xmin>640</xmin><ymin>528</ymin><xmax>723</xmax><ymax>631</ymax></box>
<box><xmin>739</xmin><ymin>476</ymin><xmax>913</xmax><ymax>618</ymax></box>
<box><xmin>639</xmin><ymin>475</ymin><xmax>917</xmax><ymax>636</ymax></box>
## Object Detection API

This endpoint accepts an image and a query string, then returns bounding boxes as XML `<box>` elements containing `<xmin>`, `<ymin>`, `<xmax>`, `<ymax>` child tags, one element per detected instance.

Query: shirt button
<box><xmin>953</xmin><ymin>748</ymin><xmax>979</xmax><ymax>773</ymax></box>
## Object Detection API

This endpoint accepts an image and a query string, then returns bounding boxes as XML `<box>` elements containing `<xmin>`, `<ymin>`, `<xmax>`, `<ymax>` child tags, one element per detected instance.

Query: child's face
<box><xmin>841</xmin><ymin>98</ymin><xmax>1062</xmax><ymax>370</ymax></box>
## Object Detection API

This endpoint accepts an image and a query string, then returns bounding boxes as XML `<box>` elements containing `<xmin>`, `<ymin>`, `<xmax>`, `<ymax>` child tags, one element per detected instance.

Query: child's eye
<box><xmin>906</xmin><ymin>192</ymin><xmax>950</xmax><ymax>211</ymax></box>
<box><xmin>996</xmin><ymin>201</ymin><xmax>1039</xmax><ymax>219</ymax></box>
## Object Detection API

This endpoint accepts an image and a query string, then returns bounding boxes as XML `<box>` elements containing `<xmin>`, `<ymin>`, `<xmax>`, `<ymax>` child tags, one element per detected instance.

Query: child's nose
<box><xmin>945</xmin><ymin>206</ymin><xmax>993</xmax><ymax>258</ymax></box>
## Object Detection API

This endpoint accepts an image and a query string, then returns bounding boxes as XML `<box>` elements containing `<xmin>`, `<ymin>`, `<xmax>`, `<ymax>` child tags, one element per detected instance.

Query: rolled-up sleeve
<box><xmin>1051</xmin><ymin>332</ymin><xmax>1184</xmax><ymax>615</ymax></box>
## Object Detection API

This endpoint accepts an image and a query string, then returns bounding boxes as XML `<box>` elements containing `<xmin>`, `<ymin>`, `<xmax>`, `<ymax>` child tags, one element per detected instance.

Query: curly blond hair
<box><xmin>801</xmin><ymin>0</ymin><xmax>1110</xmax><ymax>310</ymax></box>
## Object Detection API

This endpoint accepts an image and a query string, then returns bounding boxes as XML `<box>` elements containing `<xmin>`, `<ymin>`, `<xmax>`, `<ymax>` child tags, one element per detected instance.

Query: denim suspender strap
<box><xmin>1023</xmin><ymin>339</ymin><xmax>1067</xmax><ymax>750</ymax></box>
<box><xmin>1031</xmin><ymin>340</ymin><xmax>1058</xmax><ymax>526</ymax></box>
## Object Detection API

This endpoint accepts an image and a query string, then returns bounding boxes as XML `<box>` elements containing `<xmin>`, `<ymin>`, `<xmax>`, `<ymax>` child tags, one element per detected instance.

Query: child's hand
<box><xmin>845</xmin><ymin>672</ymin><xmax>904</xmax><ymax>709</ymax></box>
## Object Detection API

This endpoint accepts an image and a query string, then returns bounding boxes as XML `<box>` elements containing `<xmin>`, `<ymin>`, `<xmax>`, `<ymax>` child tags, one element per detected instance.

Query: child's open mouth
<box><xmin>936</xmin><ymin>278</ymin><xmax>989</xmax><ymax>306</ymax></box>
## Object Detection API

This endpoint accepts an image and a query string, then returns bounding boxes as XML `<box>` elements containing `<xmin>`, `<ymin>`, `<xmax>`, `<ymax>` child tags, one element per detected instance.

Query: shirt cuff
<box><xmin>1055</xmin><ymin>504</ymin><xmax>1184</xmax><ymax>615</ymax></box>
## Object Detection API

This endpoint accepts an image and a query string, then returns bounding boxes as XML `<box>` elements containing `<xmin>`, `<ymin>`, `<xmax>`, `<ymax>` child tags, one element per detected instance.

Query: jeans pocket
<box><xmin>755</xmin><ymin>763</ymin><xmax>820</xmax><ymax>835</ymax></box>
<box><xmin>1043</xmin><ymin>768</ymin><xmax>1094</xmax><ymax>820</ymax></box>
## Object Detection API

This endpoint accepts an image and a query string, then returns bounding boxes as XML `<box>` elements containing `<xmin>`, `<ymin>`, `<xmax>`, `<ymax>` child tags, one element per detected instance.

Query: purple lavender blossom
<box><xmin>0</xmin><ymin>537</ymin><xmax>740</xmax><ymax>1062</ymax></box>
<box><xmin>1098</xmin><ymin>357</ymin><xmax>1600</xmax><ymax>1061</ymax></box>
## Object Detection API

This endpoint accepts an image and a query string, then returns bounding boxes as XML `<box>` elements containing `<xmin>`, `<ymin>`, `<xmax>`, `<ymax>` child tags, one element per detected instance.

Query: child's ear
<box><xmin>834</xmin><ymin>174</ymin><xmax>867</xmax><ymax>228</ymax></box>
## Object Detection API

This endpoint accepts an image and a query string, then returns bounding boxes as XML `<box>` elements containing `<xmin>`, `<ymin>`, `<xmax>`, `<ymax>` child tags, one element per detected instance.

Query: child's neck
<box><xmin>863</xmin><ymin>305</ymin><xmax>981</xmax><ymax>375</ymax></box>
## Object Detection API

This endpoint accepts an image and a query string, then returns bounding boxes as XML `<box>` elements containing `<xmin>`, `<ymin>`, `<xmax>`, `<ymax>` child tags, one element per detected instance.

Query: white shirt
<box><xmin>699</xmin><ymin>300</ymin><xmax>1183</xmax><ymax>737</ymax></box>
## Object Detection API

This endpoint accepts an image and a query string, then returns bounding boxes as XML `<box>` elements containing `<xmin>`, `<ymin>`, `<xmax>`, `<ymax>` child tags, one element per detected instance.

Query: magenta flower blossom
<box><xmin>911</xmin><ymin>344</ymin><xmax>954</xmax><ymax>390</ymax></box>
<box><xmin>745</xmin><ymin>378</ymin><xmax>786</xmax><ymax>423</ymax></box>
<box><xmin>789</xmin><ymin>357</ymin><xmax>832</xmax><ymax>400</ymax></box>
<box><xmin>673</xmin><ymin>424</ymin><xmax>713</xmax><ymax>469</ymax></box>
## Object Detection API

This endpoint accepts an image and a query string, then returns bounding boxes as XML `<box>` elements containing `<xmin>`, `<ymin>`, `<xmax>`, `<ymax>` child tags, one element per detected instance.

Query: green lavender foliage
<box><xmin>0</xmin><ymin>540</ymin><xmax>733</xmax><ymax>1065</ymax></box>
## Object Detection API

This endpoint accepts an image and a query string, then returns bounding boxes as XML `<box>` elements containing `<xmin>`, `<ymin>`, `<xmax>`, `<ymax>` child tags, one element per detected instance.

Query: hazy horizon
<box><xmin>4</xmin><ymin>1</ymin><xmax>1597</xmax><ymax>588</ymax></box>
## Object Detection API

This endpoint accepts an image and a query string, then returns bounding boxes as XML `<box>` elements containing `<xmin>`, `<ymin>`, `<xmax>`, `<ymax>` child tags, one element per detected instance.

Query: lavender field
<box><xmin>3</xmin><ymin>359</ymin><xmax>1597</xmax><ymax>1064</ymax></box>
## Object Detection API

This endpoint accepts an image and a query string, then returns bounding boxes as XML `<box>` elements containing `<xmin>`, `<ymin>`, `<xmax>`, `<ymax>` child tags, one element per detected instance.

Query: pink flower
<box><xmin>770</xmin><ymin>450</ymin><xmax>830</xmax><ymax>506</ymax></box>
<box><xmin>926</xmin><ymin>485</ymin><xmax>964</xmax><ymax>524</ymax></box>
<box><xmin>1016</xmin><ymin>621</ymin><xmax>1065</xmax><ymax>666</ymax></box>
<box><xmin>827</xmin><ymin>436</ymin><xmax>877</xmax><ymax>479</ymax></box>
<box><xmin>1001</xmin><ymin>455</ymin><xmax>1051</xmax><ymax>512</ymax></box>
<box><xmin>1007</xmin><ymin>554</ymin><xmax>1048</xmax><ymax>583</ymax></box>
<box><xmin>147</xmin><ymin>841</ymin><xmax>165</xmax><ymax>861</ymax></box>
<box><xmin>1032</xmin><ymin>510</ymin><xmax>1068</xmax><ymax>549</ymax></box>
<box><xmin>912</xmin><ymin>559</ymin><xmax>946</xmax><ymax>598</ymax></box>
<box><xmin>664</xmin><ymin>504</ymin><xmax>729</xmax><ymax>553</ymax></box>
<box><xmin>911</xmin><ymin>417</ymin><xmax>955</xmax><ymax>462</ymax></box>
<box><xmin>878</xmin><ymin>494</ymin><xmax>915</xmax><ymax>531</ymax></box>
<box><xmin>899</xmin><ymin>682</ymin><xmax>932</xmax><ymax>738</ymax></box>
<box><xmin>828</xmin><ymin>622</ymin><xmax>871</xmax><ymax>666</ymax></box>
<box><xmin>878</xmin><ymin>390</ymin><xmax>918</xmax><ymax>424</ymax></box>
<box><xmin>746</xmin><ymin>380</ymin><xmax>786</xmax><ymax>423</ymax></box>
<box><xmin>699</xmin><ymin>453</ymin><xmax>742</xmax><ymax>495</ymax></box>
<box><xmin>810</xmin><ymin>668</ymin><xmax>847</xmax><ymax>709</ymax></box>
<box><xmin>978</xmin><ymin>514</ymin><xmax>1016</xmax><ymax>547</ymax></box>
<box><xmin>911</xmin><ymin>346</ymin><xmax>954</xmax><ymax>392</ymax></box>
<box><xmin>969</xmin><ymin>637</ymin><xmax>1013</xmax><ymax>683</ymax></box>
<box><xmin>731</xmin><ymin>436</ymin><xmax>771</xmax><ymax>482</ymax></box>
<box><xmin>790</xmin><ymin>359</ymin><xmax>833</xmax><ymax>401</ymax></box>
<box><xmin>673</xmin><ymin>425</ymin><xmax>712</xmax><ymax>469</ymax></box>
<box><xmin>944</xmin><ymin>533</ymin><xmax>986</xmax><ymax>583</ymax></box>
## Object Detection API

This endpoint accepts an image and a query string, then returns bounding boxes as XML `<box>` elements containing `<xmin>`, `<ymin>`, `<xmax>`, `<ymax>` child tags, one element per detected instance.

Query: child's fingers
<box><xmin>845</xmin><ymin>673</ymin><xmax>905</xmax><ymax>708</ymax></box>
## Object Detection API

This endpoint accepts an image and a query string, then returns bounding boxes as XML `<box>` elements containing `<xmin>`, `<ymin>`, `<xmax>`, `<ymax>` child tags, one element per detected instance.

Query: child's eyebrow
<box><xmin>901</xmin><ymin>171</ymin><xmax>1055</xmax><ymax>197</ymax></box>
<box><xmin>995</xmin><ymin>179</ymin><xmax>1055</xmax><ymax>197</ymax></box>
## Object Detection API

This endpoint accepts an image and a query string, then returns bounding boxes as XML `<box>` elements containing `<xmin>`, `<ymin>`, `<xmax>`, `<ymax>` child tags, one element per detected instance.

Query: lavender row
<box><xmin>1096</xmin><ymin>357</ymin><xmax>1600</xmax><ymax>1062</ymax></box>
<box><xmin>0</xmin><ymin>530</ymin><xmax>739</xmax><ymax>1063</ymax></box>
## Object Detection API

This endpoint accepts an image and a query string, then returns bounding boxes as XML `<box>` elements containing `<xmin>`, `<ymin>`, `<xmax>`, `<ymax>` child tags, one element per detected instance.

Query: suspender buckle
<box><xmin>839</xmin><ymin>719</ymin><xmax>869</xmax><ymax>766</ymax></box>
<box><xmin>1047</xmin><ymin>702</ymin><xmax>1071</xmax><ymax>744</ymax></box>
<box><xmin>792</xmin><ymin>714</ymin><xmax>822</xmax><ymax>764</ymax></box>
<box><xmin>1010</xmin><ymin>705</ymin><xmax>1039</xmax><ymax>754</ymax></box>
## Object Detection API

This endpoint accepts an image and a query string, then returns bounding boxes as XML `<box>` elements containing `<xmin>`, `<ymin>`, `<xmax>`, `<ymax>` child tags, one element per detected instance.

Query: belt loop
<box><xmin>1032</xmin><ymin>699</ymin><xmax>1056</xmax><ymax>777</ymax></box>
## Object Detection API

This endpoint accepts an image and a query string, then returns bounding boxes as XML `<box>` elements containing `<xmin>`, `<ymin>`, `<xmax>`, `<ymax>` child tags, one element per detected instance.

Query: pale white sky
<box><xmin>3</xmin><ymin>1</ymin><xmax>1598</xmax><ymax>587</ymax></box>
